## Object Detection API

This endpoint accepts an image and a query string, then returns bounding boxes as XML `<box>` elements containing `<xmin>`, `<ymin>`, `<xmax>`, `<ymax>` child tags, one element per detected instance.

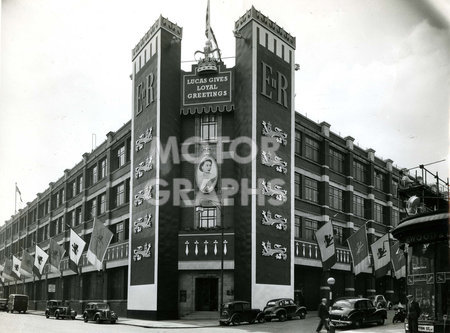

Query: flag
<box><xmin>68</xmin><ymin>228</ymin><xmax>86</xmax><ymax>273</ymax></box>
<box><xmin>315</xmin><ymin>220</ymin><xmax>337</xmax><ymax>270</ymax></box>
<box><xmin>205</xmin><ymin>0</ymin><xmax>221</xmax><ymax>59</ymax></box>
<box><xmin>0</xmin><ymin>261</ymin><xmax>5</xmax><ymax>285</ymax></box>
<box><xmin>347</xmin><ymin>225</ymin><xmax>371</xmax><ymax>275</ymax></box>
<box><xmin>391</xmin><ymin>241</ymin><xmax>406</xmax><ymax>279</ymax></box>
<box><xmin>33</xmin><ymin>244</ymin><xmax>49</xmax><ymax>279</ymax></box>
<box><xmin>12</xmin><ymin>255</ymin><xmax>21</xmax><ymax>279</ymax></box>
<box><xmin>20</xmin><ymin>249</ymin><xmax>34</xmax><ymax>277</ymax></box>
<box><xmin>370</xmin><ymin>233</ymin><xmax>391</xmax><ymax>278</ymax></box>
<box><xmin>3</xmin><ymin>258</ymin><xmax>14</xmax><ymax>280</ymax></box>
<box><xmin>87</xmin><ymin>219</ymin><xmax>113</xmax><ymax>271</ymax></box>
<box><xmin>16</xmin><ymin>183</ymin><xmax>23</xmax><ymax>202</ymax></box>
<box><xmin>48</xmin><ymin>239</ymin><xmax>66</xmax><ymax>273</ymax></box>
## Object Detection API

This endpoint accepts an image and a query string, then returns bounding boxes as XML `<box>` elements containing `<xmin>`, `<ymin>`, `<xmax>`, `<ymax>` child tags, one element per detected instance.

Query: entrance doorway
<box><xmin>195</xmin><ymin>277</ymin><xmax>218</xmax><ymax>311</ymax></box>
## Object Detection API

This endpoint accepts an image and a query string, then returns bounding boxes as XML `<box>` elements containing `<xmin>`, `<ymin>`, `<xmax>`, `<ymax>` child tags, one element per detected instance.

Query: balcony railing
<box><xmin>295</xmin><ymin>240</ymin><xmax>351</xmax><ymax>264</ymax></box>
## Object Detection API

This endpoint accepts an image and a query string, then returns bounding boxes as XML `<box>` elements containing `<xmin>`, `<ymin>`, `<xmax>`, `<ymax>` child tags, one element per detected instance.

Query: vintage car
<box><xmin>0</xmin><ymin>298</ymin><xmax>8</xmax><ymax>311</ymax></box>
<box><xmin>369</xmin><ymin>294</ymin><xmax>388</xmax><ymax>309</ymax></box>
<box><xmin>83</xmin><ymin>302</ymin><xmax>118</xmax><ymax>324</ymax></box>
<box><xmin>7</xmin><ymin>294</ymin><xmax>28</xmax><ymax>313</ymax></box>
<box><xmin>329</xmin><ymin>297</ymin><xmax>387</xmax><ymax>328</ymax></box>
<box><xmin>219</xmin><ymin>301</ymin><xmax>265</xmax><ymax>326</ymax></box>
<box><xmin>263</xmin><ymin>298</ymin><xmax>307</xmax><ymax>322</ymax></box>
<box><xmin>45</xmin><ymin>300</ymin><xmax>77</xmax><ymax>319</ymax></box>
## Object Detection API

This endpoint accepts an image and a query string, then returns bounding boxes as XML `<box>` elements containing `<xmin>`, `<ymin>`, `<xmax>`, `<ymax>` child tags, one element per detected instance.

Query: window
<box><xmin>392</xmin><ymin>209</ymin><xmax>399</xmax><ymax>227</ymax></box>
<box><xmin>329</xmin><ymin>149</ymin><xmax>344</xmax><ymax>173</ymax></box>
<box><xmin>100</xmin><ymin>159</ymin><xmax>107</xmax><ymax>179</ymax></box>
<box><xmin>78</xmin><ymin>176</ymin><xmax>83</xmax><ymax>193</ymax></box>
<box><xmin>99</xmin><ymin>194</ymin><xmax>106</xmax><ymax>214</ymax></box>
<box><xmin>200</xmin><ymin>115</ymin><xmax>217</xmax><ymax>141</ymax></box>
<box><xmin>329</xmin><ymin>186</ymin><xmax>343</xmax><ymax>210</ymax></box>
<box><xmin>72</xmin><ymin>180</ymin><xmax>77</xmax><ymax>197</ymax></box>
<box><xmin>295</xmin><ymin>215</ymin><xmax>300</xmax><ymax>238</ymax></box>
<box><xmin>115</xmin><ymin>184</ymin><xmax>125</xmax><ymax>207</ymax></box>
<box><xmin>118</xmin><ymin>146</ymin><xmax>126</xmax><ymax>167</ymax></box>
<box><xmin>76</xmin><ymin>207</ymin><xmax>82</xmax><ymax>226</ymax></box>
<box><xmin>304</xmin><ymin>219</ymin><xmax>318</xmax><ymax>241</ymax></box>
<box><xmin>333</xmin><ymin>225</ymin><xmax>343</xmax><ymax>245</ymax></box>
<box><xmin>353</xmin><ymin>160</ymin><xmax>366</xmax><ymax>182</ymax></box>
<box><xmin>92</xmin><ymin>165</ymin><xmax>98</xmax><ymax>184</ymax></box>
<box><xmin>374</xmin><ymin>171</ymin><xmax>385</xmax><ymax>191</ymax></box>
<box><xmin>304</xmin><ymin>177</ymin><xmax>319</xmax><ymax>203</ymax></box>
<box><xmin>305</xmin><ymin>136</ymin><xmax>320</xmax><ymax>162</ymax></box>
<box><xmin>295</xmin><ymin>173</ymin><xmax>301</xmax><ymax>198</ymax></box>
<box><xmin>70</xmin><ymin>210</ymin><xmax>76</xmax><ymax>227</ymax></box>
<box><xmin>88</xmin><ymin>198</ymin><xmax>97</xmax><ymax>219</ymax></box>
<box><xmin>353</xmin><ymin>195</ymin><xmax>365</xmax><ymax>217</ymax></box>
<box><xmin>374</xmin><ymin>203</ymin><xmax>384</xmax><ymax>223</ymax></box>
<box><xmin>110</xmin><ymin>221</ymin><xmax>129</xmax><ymax>244</ymax></box>
<box><xmin>198</xmin><ymin>207</ymin><xmax>217</xmax><ymax>228</ymax></box>
<box><xmin>392</xmin><ymin>179</ymin><xmax>398</xmax><ymax>197</ymax></box>
<box><xmin>295</xmin><ymin>130</ymin><xmax>301</xmax><ymax>155</ymax></box>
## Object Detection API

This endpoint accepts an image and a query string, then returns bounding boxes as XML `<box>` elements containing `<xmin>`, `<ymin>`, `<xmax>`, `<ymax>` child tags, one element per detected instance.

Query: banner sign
<box><xmin>183</xmin><ymin>70</ymin><xmax>232</xmax><ymax>106</ymax></box>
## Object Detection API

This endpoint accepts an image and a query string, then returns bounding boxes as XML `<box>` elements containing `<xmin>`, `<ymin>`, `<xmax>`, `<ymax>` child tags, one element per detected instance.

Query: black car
<box><xmin>219</xmin><ymin>301</ymin><xmax>264</xmax><ymax>326</ymax></box>
<box><xmin>369</xmin><ymin>295</ymin><xmax>388</xmax><ymax>309</ymax></box>
<box><xmin>263</xmin><ymin>298</ymin><xmax>307</xmax><ymax>322</ymax></box>
<box><xmin>0</xmin><ymin>298</ymin><xmax>7</xmax><ymax>311</ymax></box>
<box><xmin>83</xmin><ymin>302</ymin><xmax>118</xmax><ymax>324</ymax></box>
<box><xmin>45</xmin><ymin>300</ymin><xmax>77</xmax><ymax>320</ymax></box>
<box><xmin>329</xmin><ymin>297</ymin><xmax>387</xmax><ymax>328</ymax></box>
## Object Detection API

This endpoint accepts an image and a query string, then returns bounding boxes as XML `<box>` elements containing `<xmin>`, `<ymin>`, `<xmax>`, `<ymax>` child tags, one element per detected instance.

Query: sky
<box><xmin>0</xmin><ymin>0</ymin><xmax>449</xmax><ymax>225</ymax></box>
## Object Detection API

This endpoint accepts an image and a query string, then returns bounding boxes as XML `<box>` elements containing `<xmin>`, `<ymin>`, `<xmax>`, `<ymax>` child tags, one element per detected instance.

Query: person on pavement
<box><xmin>407</xmin><ymin>294</ymin><xmax>421</xmax><ymax>333</ymax></box>
<box><xmin>316</xmin><ymin>298</ymin><xmax>330</xmax><ymax>333</ymax></box>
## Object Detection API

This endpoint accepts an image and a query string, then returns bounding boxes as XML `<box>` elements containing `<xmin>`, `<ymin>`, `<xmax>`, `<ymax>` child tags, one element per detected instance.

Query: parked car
<box><xmin>0</xmin><ymin>298</ymin><xmax>8</xmax><ymax>311</ymax></box>
<box><xmin>45</xmin><ymin>300</ymin><xmax>77</xmax><ymax>320</ymax></box>
<box><xmin>263</xmin><ymin>298</ymin><xmax>307</xmax><ymax>322</ymax></box>
<box><xmin>83</xmin><ymin>302</ymin><xmax>117</xmax><ymax>324</ymax></box>
<box><xmin>7</xmin><ymin>294</ymin><xmax>28</xmax><ymax>313</ymax></box>
<box><xmin>219</xmin><ymin>301</ymin><xmax>265</xmax><ymax>325</ymax></box>
<box><xmin>329</xmin><ymin>297</ymin><xmax>387</xmax><ymax>328</ymax></box>
<box><xmin>369</xmin><ymin>295</ymin><xmax>388</xmax><ymax>309</ymax></box>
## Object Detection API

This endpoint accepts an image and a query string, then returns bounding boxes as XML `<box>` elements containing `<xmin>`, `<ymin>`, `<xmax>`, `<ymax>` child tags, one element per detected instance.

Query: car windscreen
<box><xmin>266</xmin><ymin>301</ymin><xmax>277</xmax><ymax>306</ymax></box>
<box><xmin>96</xmin><ymin>304</ymin><xmax>109</xmax><ymax>310</ymax></box>
<box><xmin>332</xmin><ymin>300</ymin><xmax>355</xmax><ymax>310</ymax></box>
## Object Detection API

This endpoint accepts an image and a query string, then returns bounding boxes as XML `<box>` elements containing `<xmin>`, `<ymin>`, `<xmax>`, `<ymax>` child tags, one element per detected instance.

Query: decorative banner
<box><xmin>20</xmin><ymin>250</ymin><xmax>34</xmax><ymax>277</ymax></box>
<box><xmin>12</xmin><ymin>255</ymin><xmax>21</xmax><ymax>279</ymax></box>
<box><xmin>48</xmin><ymin>238</ymin><xmax>66</xmax><ymax>273</ymax></box>
<box><xmin>33</xmin><ymin>245</ymin><xmax>49</xmax><ymax>279</ymax></box>
<box><xmin>315</xmin><ymin>220</ymin><xmax>337</xmax><ymax>270</ymax></box>
<box><xmin>370</xmin><ymin>233</ymin><xmax>391</xmax><ymax>278</ymax></box>
<box><xmin>87</xmin><ymin>219</ymin><xmax>113</xmax><ymax>271</ymax></box>
<box><xmin>196</xmin><ymin>152</ymin><xmax>218</xmax><ymax>194</ymax></box>
<box><xmin>391</xmin><ymin>241</ymin><xmax>406</xmax><ymax>279</ymax></box>
<box><xmin>347</xmin><ymin>225</ymin><xmax>371</xmax><ymax>275</ymax></box>
<box><xmin>69</xmin><ymin>229</ymin><xmax>86</xmax><ymax>273</ymax></box>
<box><xmin>3</xmin><ymin>258</ymin><xmax>14</xmax><ymax>281</ymax></box>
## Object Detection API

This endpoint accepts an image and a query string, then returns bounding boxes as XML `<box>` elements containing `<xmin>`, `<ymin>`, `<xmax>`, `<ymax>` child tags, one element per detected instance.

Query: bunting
<box><xmin>347</xmin><ymin>225</ymin><xmax>371</xmax><ymax>275</ymax></box>
<box><xmin>370</xmin><ymin>233</ymin><xmax>391</xmax><ymax>278</ymax></box>
<box><xmin>87</xmin><ymin>219</ymin><xmax>113</xmax><ymax>271</ymax></box>
<box><xmin>33</xmin><ymin>244</ymin><xmax>49</xmax><ymax>279</ymax></box>
<box><xmin>20</xmin><ymin>249</ymin><xmax>34</xmax><ymax>277</ymax></box>
<box><xmin>391</xmin><ymin>241</ymin><xmax>406</xmax><ymax>279</ymax></box>
<box><xmin>12</xmin><ymin>255</ymin><xmax>21</xmax><ymax>279</ymax></box>
<box><xmin>48</xmin><ymin>239</ymin><xmax>66</xmax><ymax>273</ymax></box>
<box><xmin>69</xmin><ymin>228</ymin><xmax>86</xmax><ymax>273</ymax></box>
<box><xmin>315</xmin><ymin>220</ymin><xmax>337</xmax><ymax>270</ymax></box>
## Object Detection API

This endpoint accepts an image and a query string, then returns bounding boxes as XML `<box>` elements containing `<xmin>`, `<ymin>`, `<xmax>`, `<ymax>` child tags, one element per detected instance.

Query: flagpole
<box><xmin>15</xmin><ymin>182</ymin><xmax>17</xmax><ymax>214</ymax></box>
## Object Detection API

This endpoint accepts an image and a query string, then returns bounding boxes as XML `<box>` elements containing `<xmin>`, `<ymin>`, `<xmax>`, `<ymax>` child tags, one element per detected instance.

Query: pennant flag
<box><xmin>12</xmin><ymin>255</ymin><xmax>21</xmax><ymax>279</ymax></box>
<box><xmin>87</xmin><ymin>219</ymin><xmax>113</xmax><ymax>271</ymax></box>
<box><xmin>33</xmin><ymin>245</ymin><xmax>49</xmax><ymax>279</ymax></box>
<box><xmin>205</xmin><ymin>0</ymin><xmax>221</xmax><ymax>60</ymax></box>
<box><xmin>315</xmin><ymin>220</ymin><xmax>337</xmax><ymax>270</ymax></box>
<box><xmin>3</xmin><ymin>258</ymin><xmax>14</xmax><ymax>280</ymax></box>
<box><xmin>347</xmin><ymin>225</ymin><xmax>371</xmax><ymax>275</ymax></box>
<box><xmin>48</xmin><ymin>239</ymin><xmax>66</xmax><ymax>273</ymax></box>
<box><xmin>391</xmin><ymin>241</ymin><xmax>406</xmax><ymax>279</ymax></box>
<box><xmin>16</xmin><ymin>183</ymin><xmax>23</xmax><ymax>203</ymax></box>
<box><xmin>370</xmin><ymin>233</ymin><xmax>391</xmax><ymax>278</ymax></box>
<box><xmin>69</xmin><ymin>229</ymin><xmax>86</xmax><ymax>273</ymax></box>
<box><xmin>20</xmin><ymin>249</ymin><xmax>34</xmax><ymax>277</ymax></box>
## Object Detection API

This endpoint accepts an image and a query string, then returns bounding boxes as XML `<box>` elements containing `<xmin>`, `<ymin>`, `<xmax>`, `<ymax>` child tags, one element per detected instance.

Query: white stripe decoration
<box><xmin>204</xmin><ymin>240</ymin><xmax>208</xmax><ymax>255</ymax></box>
<box><xmin>223</xmin><ymin>240</ymin><xmax>228</xmax><ymax>255</ymax></box>
<box><xmin>185</xmin><ymin>241</ymin><xmax>189</xmax><ymax>256</ymax></box>
<box><xmin>194</xmin><ymin>240</ymin><xmax>199</xmax><ymax>256</ymax></box>
<box><xmin>213</xmin><ymin>240</ymin><xmax>218</xmax><ymax>255</ymax></box>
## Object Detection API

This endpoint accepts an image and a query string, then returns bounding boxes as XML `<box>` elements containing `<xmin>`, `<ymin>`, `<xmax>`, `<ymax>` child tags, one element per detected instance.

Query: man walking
<box><xmin>316</xmin><ymin>298</ymin><xmax>330</xmax><ymax>333</ymax></box>
<box><xmin>407</xmin><ymin>294</ymin><xmax>421</xmax><ymax>333</ymax></box>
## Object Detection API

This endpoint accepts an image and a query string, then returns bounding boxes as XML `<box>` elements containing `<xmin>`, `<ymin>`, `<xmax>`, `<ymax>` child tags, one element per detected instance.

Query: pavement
<box><xmin>26</xmin><ymin>310</ymin><xmax>219</xmax><ymax>329</ymax></box>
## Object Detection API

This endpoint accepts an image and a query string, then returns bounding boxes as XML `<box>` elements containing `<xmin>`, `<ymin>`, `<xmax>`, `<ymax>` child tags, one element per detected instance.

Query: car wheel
<box><xmin>95</xmin><ymin>316</ymin><xmax>101</xmax><ymax>324</ymax></box>
<box><xmin>298</xmin><ymin>310</ymin><xmax>306</xmax><ymax>319</ymax></box>
<box><xmin>354</xmin><ymin>319</ymin><xmax>362</xmax><ymax>328</ymax></box>
<box><xmin>45</xmin><ymin>312</ymin><xmax>49</xmax><ymax>319</ymax></box>
<box><xmin>277</xmin><ymin>312</ymin><xmax>287</xmax><ymax>322</ymax></box>
<box><xmin>72</xmin><ymin>316</ymin><xmax>76</xmax><ymax>320</ymax></box>
<box><xmin>378</xmin><ymin>318</ymin><xmax>385</xmax><ymax>325</ymax></box>
<box><xmin>257</xmin><ymin>314</ymin><xmax>266</xmax><ymax>323</ymax></box>
<box><xmin>55</xmin><ymin>312</ymin><xmax>60</xmax><ymax>320</ymax></box>
<box><xmin>111</xmin><ymin>320</ymin><xmax>116</xmax><ymax>324</ymax></box>
<box><xmin>83</xmin><ymin>315</ymin><xmax>88</xmax><ymax>323</ymax></box>
<box><xmin>266</xmin><ymin>317</ymin><xmax>272</xmax><ymax>322</ymax></box>
<box><xmin>231</xmin><ymin>314</ymin><xmax>241</xmax><ymax>325</ymax></box>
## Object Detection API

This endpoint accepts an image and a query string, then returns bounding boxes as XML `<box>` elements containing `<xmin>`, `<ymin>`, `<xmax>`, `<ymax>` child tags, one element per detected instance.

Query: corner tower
<box><xmin>233</xmin><ymin>7</ymin><xmax>296</xmax><ymax>309</ymax></box>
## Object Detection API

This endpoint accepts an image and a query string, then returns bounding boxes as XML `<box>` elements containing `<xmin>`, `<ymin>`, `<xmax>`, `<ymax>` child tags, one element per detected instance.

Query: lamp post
<box><xmin>196</xmin><ymin>199</ymin><xmax>224</xmax><ymax>313</ymax></box>
<box><xmin>327</xmin><ymin>277</ymin><xmax>335</xmax><ymax>310</ymax></box>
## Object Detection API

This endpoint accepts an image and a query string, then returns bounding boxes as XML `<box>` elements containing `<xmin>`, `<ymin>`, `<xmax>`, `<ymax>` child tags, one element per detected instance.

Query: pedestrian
<box><xmin>407</xmin><ymin>294</ymin><xmax>421</xmax><ymax>333</ymax></box>
<box><xmin>316</xmin><ymin>298</ymin><xmax>330</xmax><ymax>333</ymax></box>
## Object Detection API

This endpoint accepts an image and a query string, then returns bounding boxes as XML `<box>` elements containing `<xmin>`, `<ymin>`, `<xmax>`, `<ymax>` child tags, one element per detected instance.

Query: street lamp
<box><xmin>327</xmin><ymin>277</ymin><xmax>335</xmax><ymax>309</ymax></box>
<box><xmin>196</xmin><ymin>199</ymin><xmax>224</xmax><ymax>313</ymax></box>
